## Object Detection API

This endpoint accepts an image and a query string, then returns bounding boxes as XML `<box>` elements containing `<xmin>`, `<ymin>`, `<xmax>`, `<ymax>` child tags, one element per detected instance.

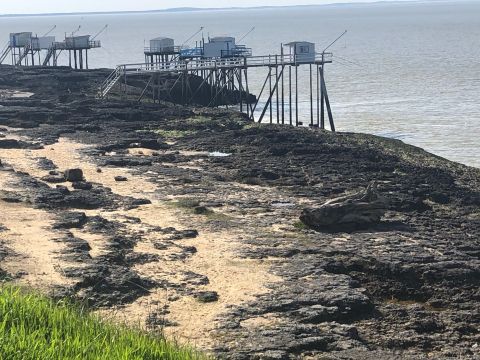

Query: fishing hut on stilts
<box><xmin>99</xmin><ymin>31</ymin><xmax>347</xmax><ymax>132</ymax></box>
<box><xmin>0</xmin><ymin>25</ymin><xmax>107</xmax><ymax>69</ymax></box>
<box><xmin>144</xmin><ymin>37</ymin><xmax>180</xmax><ymax>65</ymax></box>
<box><xmin>0</xmin><ymin>30</ymin><xmax>57</xmax><ymax>66</ymax></box>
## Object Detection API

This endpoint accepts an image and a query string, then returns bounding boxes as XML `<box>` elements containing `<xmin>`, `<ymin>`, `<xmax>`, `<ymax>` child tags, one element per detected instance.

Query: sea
<box><xmin>1</xmin><ymin>1</ymin><xmax>479</xmax><ymax>167</ymax></box>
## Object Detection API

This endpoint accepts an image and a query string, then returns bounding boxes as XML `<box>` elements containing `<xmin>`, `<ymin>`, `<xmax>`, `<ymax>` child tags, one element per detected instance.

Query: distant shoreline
<box><xmin>0</xmin><ymin>1</ymin><xmax>452</xmax><ymax>18</ymax></box>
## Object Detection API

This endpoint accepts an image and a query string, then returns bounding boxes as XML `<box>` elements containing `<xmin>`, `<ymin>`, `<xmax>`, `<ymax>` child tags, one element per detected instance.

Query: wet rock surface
<box><xmin>0</xmin><ymin>66</ymin><xmax>479</xmax><ymax>359</ymax></box>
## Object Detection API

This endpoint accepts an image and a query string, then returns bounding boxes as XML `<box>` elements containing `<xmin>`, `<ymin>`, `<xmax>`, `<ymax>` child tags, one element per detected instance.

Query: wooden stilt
<box><xmin>276</xmin><ymin>57</ymin><xmax>279</xmax><ymax>124</ymax></box>
<box><xmin>295</xmin><ymin>65</ymin><xmax>298</xmax><ymax>127</ymax></box>
<box><xmin>316</xmin><ymin>65</ymin><xmax>320</xmax><ymax>127</ymax></box>
<box><xmin>73</xmin><ymin>50</ymin><xmax>77</xmax><ymax>69</ymax></box>
<box><xmin>320</xmin><ymin>66</ymin><xmax>325</xmax><ymax>130</ymax></box>
<box><xmin>269</xmin><ymin>66</ymin><xmax>272</xmax><ymax>124</ymax></box>
<box><xmin>320</xmin><ymin>74</ymin><xmax>335</xmax><ymax>132</ymax></box>
<box><xmin>281</xmin><ymin>61</ymin><xmax>285</xmax><ymax>124</ymax></box>
<box><xmin>310</xmin><ymin>64</ymin><xmax>314</xmax><ymax>126</ymax></box>
<box><xmin>239</xmin><ymin>68</ymin><xmax>243</xmax><ymax>113</ymax></box>
<box><xmin>289</xmin><ymin>66</ymin><xmax>292</xmax><ymax>126</ymax></box>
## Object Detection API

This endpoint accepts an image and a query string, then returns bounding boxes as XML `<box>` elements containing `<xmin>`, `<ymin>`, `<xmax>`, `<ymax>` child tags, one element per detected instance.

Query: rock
<box><xmin>0</xmin><ymin>190</ymin><xmax>24</xmax><ymax>203</ymax></box>
<box><xmin>54</xmin><ymin>234</ymin><xmax>92</xmax><ymax>262</ymax></box>
<box><xmin>55</xmin><ymin>185</ymin><xmax>70</xmax><ymax>195</ymax></box>
<box><xmin>36</xmin><ymin>157</ymin><xmax>57</xmax><ymax>170</ymax></box>
<box><xmin>429</xmin><ymin>191</ymin><xmax>450</xmax><ymax>204</ymax></box>
<box><xmin>167</xmin><ymin>229</ymin><xmax>199</xmax><ymax>240</ymax></box>
<box><xmin>0</xmin><ymin>139</ymin><xmax>22</xmax><ymax>149</ymax></box>
<box><xmin>101</xmin><ymin>156</ymin><xmax>152</xmax><ymax>167</ymax></box>
<box><xmin>96</xmin><ymin>168</ymin><xmax>102</xmax><ymax>173</ymax></box>
<box><xmin>194</xmin><ymin>206</ymin><xmax>213</xmax><ymax>215</ymax></box>
<box><xmin>0</xmin><ymin>139</ymin><xmax>41</xmax><ymax>149</ymax></box>
<box><xmin>72</xmin><ymin>181</ymin><xmax>93</xmax><ymax>190</ymax></box>
<box><xmin>194</xmin><ymin>291</ymin><xmax>219</xmax><ymax>303</ymax></box>
<box><xmin>64</xmin><ymin>168</ymin><xmax>84</xmax><ymax>182</ymax></box>
<box><xmin>300</xmin><ymin>183</ymin><xmax>388</xmax><ymax>231</ymax></box>
<box><xmin>41</xmin><ymin>173</ymin><xmax>66</xmax><ymax>183</ymax></box>
<box><xmin>115</xmin><ymin>176</ymin><xmax>128</xmax><ymax>182</ymax></box>
<box><xmin>146</xmin><ymin>312</ymin><xmax>178</xmax><ymax>329</ymax></box>
<box><xmin>53</xmin><ymin>212</ymin><xmax>88</xmax><ymax>229</ymax></box>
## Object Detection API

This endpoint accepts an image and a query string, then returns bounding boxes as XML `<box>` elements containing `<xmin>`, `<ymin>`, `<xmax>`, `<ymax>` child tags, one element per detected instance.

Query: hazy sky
<box><xmin>1</xmin><ymin>0</ymin><xmax>415</xmax><ymax>15</ymax></box>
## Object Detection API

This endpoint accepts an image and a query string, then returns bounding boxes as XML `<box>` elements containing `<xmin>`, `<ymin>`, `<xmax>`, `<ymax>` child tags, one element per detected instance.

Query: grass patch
<box><xmin>153</xmin><ymin>129</ymin><xmax>196</xmax><ymax>139</ymax></box>
<box><xmin>0</xmin><ymin>286</ymin><xmax>205</xmax><ymax>360</ymax></box>
<box><xmin>168</xmin><ymin>198</ymin><xmax>201</xmax><ymax>209</ymax></box>
<box><xmin>293</xmin><ymin>221</ymin><xmax>308</xmax><ymax>230</ymax></box>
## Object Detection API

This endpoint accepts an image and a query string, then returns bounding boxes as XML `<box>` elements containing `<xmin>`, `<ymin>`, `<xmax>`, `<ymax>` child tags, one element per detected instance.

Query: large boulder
<box><xmin>64</xmin><ymin>168</ymin><xmax>84</xmax><ymax>182</ymax></box>
<box><xmin>300</xmin><ymin>183</ymin><xmax>388</xmax><ymax>231</ymax></box>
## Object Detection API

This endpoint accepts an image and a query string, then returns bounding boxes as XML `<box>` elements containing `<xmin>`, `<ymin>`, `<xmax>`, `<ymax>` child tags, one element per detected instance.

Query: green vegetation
<box><xmin>153</xmin><ymin>129</ymin><xmax>196</xmax><ymax>139</ymax></box>
<box><xmin>293</xmin><ymin>221</ymin><xmax>308</xmax><ymax>230</ymax></box>
<box><xmin>0</xmin><ymin>286</ymin><xmax>205</xmax><ymax>360</ymax></box>
<box><xmin>169</xmin><ymin>198</ymin><xmax>201</xmax><ymax>209</ymax></box>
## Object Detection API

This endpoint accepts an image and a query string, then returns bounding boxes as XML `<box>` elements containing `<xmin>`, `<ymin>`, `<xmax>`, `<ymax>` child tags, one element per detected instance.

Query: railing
<box><xmin>179</xmin><ymin>47</ymin><xmax>204</xmax><ymax>58</ymax></box>
<box><xmin>51</xmin><ymin>40</ymin><xmax>101</xmax><ymax>50</ymax></box>
<box><xmin>99</xmin><ymin>52</ymin><xmax>333</xmax><ymax>98</ymax></box>
<box><xmin>144</xmin><ymin>45</ymin><xmax>182</xmax><ymax>54</ymax></box>
<box><xmin>89</xmin><ymin>40</ymin><xmax>101</xmax><ymax>48</ymax></box>
<box><xmin>117</xmin><ymin>52</ymin><xmax>332</xmax><ymax>73</ymax></box>
<box><xmin>99</xmin><ymin>66</ymin><xmax>123</xmax><ymax>97</ymax></box>
<box><xmin>221</xmin><ymin>46</ymin><xmax>253</xmax><ymax>58</ymax></box>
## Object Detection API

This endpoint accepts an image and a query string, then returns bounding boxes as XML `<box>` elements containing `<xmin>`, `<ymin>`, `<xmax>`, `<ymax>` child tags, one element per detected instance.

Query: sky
<box><xmin>1</xmin><ymin>0</ymin><xmax>417</xmax><ymax>15</ymax></box>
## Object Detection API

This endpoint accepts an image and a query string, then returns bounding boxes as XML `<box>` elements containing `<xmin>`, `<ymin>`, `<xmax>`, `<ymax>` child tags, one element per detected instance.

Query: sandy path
<box><xmin>0</xmin><ymin>136</ymin><xmax>279</xmax><ymax>350</ymax></box>
<box><xmin>0</xmin><ymin>171</ymin><xmax>73</xmax><ymax>290</ymax></box>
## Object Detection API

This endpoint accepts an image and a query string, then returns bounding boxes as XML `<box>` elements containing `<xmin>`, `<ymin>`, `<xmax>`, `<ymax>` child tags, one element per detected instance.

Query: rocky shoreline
<box><xmin>0</xmin><ymin>65</ymin><xmax>479</xmax><ymax>359</ymax></box>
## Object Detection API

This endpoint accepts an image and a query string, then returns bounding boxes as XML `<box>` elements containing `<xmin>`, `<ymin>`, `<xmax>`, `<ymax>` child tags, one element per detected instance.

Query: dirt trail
<box><xmin>0</xmin><ymin>171</ymin><xmax>73</xmax><ymax>290</ymax></box>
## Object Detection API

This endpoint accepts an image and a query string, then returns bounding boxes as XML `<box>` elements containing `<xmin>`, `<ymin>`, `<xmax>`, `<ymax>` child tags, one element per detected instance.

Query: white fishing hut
<box><xmin>9</xmin><ymin>32</ymin><xmax>33</xmax><ymax>48</ymax></box>
<box><xmin>59</xmin><ymin>34</ymin><xmax>101</xmax><ymax>69</ymax></box>
<box><xmin>145</xmin><ymin>37</ymin><xmax>179</xmax><ymax>64</ymax></box>
<box><xmin>3</xmin><ymin>32</ymin><xmax>56</xmax><ymax>66</ymax></box>
<box><xmin>149</xmin><ymin>37</ymin><xmax>175</xmax><ymax>52</ymax></box>
<box><xmin>204</xmin><ymin>36</ymin><xmax>236</xmax><ymax>58</ymax></box>
<box><xmin>284</xmin><ymin>41</ymin><xmax>316</xmax><ymax>63</ymax></box>
<box><xmin>65</xmin><ymin>35</ymin><xmax>92</xmax><ymax>49</ymax></box>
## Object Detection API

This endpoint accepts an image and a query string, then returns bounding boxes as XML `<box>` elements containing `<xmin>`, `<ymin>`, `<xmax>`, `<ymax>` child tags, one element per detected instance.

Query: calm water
<box><xmin>1</xmin><ymin>1</ymin><xmax>479</xmax><ymax>167</ymax></box>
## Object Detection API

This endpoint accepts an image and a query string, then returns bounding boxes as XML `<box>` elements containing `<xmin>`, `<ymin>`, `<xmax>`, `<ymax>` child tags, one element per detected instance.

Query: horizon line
<box><xmin>0</xmin><ymin>1</ymin><xmax>446</xmax><ymax>18</ymax></box>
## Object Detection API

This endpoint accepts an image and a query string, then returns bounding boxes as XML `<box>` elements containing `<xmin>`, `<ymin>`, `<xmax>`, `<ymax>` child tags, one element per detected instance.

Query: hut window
<box><xmin>299</xmin><ymin>46</ymin><xmax>310</xmax><ymax>53</ymax></box>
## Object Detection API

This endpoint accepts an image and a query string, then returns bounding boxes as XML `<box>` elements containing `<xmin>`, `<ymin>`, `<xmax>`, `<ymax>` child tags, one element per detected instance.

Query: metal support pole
<box><xmin>320</xmin><ymin>74</ymin><xmax>335</xmax><ymax>132</ymax></box>
<box><xmin>269</xmin><ymin>66</ymin><xmax>272</xmax><ymax>124</ymax></box>
<box><xmin>276</xmin><ymin>57</ymin><xmax>279</xmax><ymax>124</ymax></box>
<box><xmin>239</xmin><ymin>68</ymin><xmax>243</xmax><ymax>113</ymax></box>
<box><xmin>317</xmin><ymin>65</ymin><xmax>320</xmax><ymax>127</ymax></box>
<box><xmin>320</xmin><ymin>66</ymin><xmax>325</xmax><ymax>129</ymax></box>
<box><xmin>244</xmin><ymin>68</ymin><xmax>252</xmax><ymax>119</ymax></box>
<box><xmin>310</xmin><ymin>64</ymin><xmax>314</xmax><ymax>126</ymax></box>
<box><xmin>295</xmin><ymin>65</ymin><xmax>298</xmax><ymax>127</ymax></box>
<box><xmin>289</xmin><ymin>66</ymin><xmax>292</xmax><ymax>126</ymax></box>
